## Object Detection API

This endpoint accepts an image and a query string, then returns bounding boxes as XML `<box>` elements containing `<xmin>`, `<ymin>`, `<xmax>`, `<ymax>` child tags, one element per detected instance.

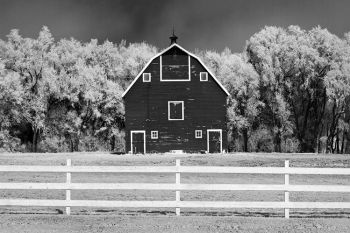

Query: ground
<box><xmin>0</xmin><ymin>152</ymin><xmax>350</xmax><ymax>232</ymax></box>
<box><xmin>2</xmin><ymin>215</ymin><xmax>350</xmax><ymax>233</ymax></box>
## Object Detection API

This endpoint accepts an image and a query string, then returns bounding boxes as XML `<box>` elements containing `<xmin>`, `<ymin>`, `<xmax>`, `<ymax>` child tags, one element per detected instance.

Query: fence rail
<box><xmin>2</xmin><ymin>183</ymin><xmax>350</xmax><ymax>192</ymax></box>
<box><xmin>0</xmin><ymin>159</ymin><xmax>350</xmax><ymax>218</ymax></box>
<box><xmin>1</xmin><ymin>165</ymin><xmax>350</xmax><ymax>174</ymax></box>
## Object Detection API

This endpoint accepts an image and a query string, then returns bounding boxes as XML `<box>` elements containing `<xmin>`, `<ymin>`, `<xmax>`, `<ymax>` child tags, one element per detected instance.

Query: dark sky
<box><xmin>0</xmin><ymin>0</ymin><xmax>350</xmax><ymax>52</ymax></box>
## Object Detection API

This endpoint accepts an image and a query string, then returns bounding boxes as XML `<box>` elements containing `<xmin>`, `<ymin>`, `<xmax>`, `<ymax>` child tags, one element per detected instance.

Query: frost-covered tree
<box><xmin>246</xmin><ymin>26</ymin><xmax>294</xmax><ymax>152</ymax></box>
<box><xmin>246</xmin><ymin>25</ymin><xmax>350</xmax><ymax>153</ymax></box>
<box><xmin>0</xmin><ymin>26</ymin><xmax>54</xmax><ymax>152</ymax></box>
<box><xmin>47</xmin><ymin>39</ymin><xmax>125</xmax><ymax>151</ymax></box>
<box><xmin>0</xmin><ymin>60</ymin><xmax>25</xmax><ymax>151</ymax></box>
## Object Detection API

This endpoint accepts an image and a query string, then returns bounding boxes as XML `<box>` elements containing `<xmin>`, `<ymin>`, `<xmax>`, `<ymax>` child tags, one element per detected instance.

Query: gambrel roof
<box><xmin>122</xmin><ymin>43</ymin><xmax>230</xmax><ymax>97</ymax></box>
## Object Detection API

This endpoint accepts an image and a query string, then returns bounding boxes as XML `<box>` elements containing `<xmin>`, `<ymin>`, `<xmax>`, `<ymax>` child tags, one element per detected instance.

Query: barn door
<box><xmin>131</xmin><ymin>131</ymin><xmax>146</xmax><ymax>154</ymax></box>
<box><xmin>207</xmin><ymin>129</ymin><xmax>222</xmax><ymax>153</ymax></box>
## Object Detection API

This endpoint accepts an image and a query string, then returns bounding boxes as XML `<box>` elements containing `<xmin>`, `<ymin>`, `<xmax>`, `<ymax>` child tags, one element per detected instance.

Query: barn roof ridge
<box><xmin>122</xmin><ymin>43</ymin><xmax>230</xmax><ymax>97</ymax></box>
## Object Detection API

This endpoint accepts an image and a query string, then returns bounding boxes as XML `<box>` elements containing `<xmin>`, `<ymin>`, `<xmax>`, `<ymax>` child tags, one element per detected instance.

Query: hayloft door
<box><xmin>131</xmin><ymin>131</ymin><xmax>146</xmax><ymax>154</ymax></box>
<box><xmin>207</xmin><ymin>129</ymin><xmax>222</xmax><ymax>153</ymax></box>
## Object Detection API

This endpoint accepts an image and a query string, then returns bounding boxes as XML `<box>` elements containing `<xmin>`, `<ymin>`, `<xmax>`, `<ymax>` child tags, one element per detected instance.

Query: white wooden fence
<box><xmin>1</xmin><ymin>159</ymin><xmax>350</xmax><ymax>218</ymax></box>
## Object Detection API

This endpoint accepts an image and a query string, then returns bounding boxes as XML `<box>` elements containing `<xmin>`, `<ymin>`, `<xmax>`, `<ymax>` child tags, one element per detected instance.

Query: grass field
<box><xmin>1</xmin><ymin>152</ymin><xmax>350</xmax><ymax>232</ymax></box>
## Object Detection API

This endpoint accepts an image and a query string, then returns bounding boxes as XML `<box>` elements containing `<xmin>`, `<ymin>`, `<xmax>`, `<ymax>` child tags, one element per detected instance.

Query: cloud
<box><xmin>0</xmin><ymin>0</ymin><xmax>349</xmax><ymax>52</ymax></box>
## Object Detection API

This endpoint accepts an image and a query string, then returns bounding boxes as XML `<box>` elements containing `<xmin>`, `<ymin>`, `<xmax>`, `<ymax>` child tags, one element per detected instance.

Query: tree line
<box><xmin>1</xmin><ymin>26</ymin><xmax>349</xmax><ymax>153</ymax></box>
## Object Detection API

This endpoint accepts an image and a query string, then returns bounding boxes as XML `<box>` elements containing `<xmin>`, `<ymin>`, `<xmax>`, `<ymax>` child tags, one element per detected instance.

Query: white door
<box><xmin>207</xmin><ymin>129</ymin><xmax>222</xmax><ymax>153</ymax></box>
<box><xmin>131</xmin><ymin>130</ymin><xmax>146</xmax><ymax>154</ymax></box>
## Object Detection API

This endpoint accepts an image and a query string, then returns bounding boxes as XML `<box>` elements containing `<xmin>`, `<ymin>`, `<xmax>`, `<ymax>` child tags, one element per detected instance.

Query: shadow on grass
<box><xmin>1</xmin><ymin>208</ymin><xmax>350</xmax><ymax>218</ymax></box>
<box><xmin>81</xmin><ymin>209</ymin><xmax>350</xmax><ymax>218</ymax></box>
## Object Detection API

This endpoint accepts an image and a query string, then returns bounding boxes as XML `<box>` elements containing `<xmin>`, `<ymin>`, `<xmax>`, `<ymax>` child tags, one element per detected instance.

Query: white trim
<box><xmin>188</xmin><ymin>55</ymin><xmax>191</xmax><ymax>80</ymax></box>
<box><xmin>161</xmin><ymin>78</ymin><xmax>190</xmax><ymax>82</ymax></box>
<box><xmin>195</xmin><ymin>130</ymin><xmax>202</xmax><ymax>139</ymax></box>
<box><xmin>207</xmin><ymin>129</ymin><xmax>222</xmax><ymax>153</ymax></box>
<box><xmin>168</xmin><ymin>101</ymin><xmax>184</xmax><ymax>121</ymax></box>
<box><xmin>131</xmin><ymin>130</ymin><xmax>146</xmax><ymax>154</ymax></box>
<box><xmin>122</xmin><ymin>43</ymin><xmax>230</xmax><ymax>97</ymax></box>
<box><xmin>160</xmin><ymin>55</ymin><xmax>162</xmax><ymax>81</ymax></box>
<box><xmin>151</xmin><ymin>131</ymin><xmax>158</xmax><ymax>139</ymax></box>
<box><xmin>143</xmin><ymin>73</ymin><xmax>151</xmax><ymax>82</ymax></box>
<box><xmin>160</xmin><ymin>54</ymin><xmax>191</xmax><ymax>82</ymax></box>
<box><xmin>200</xmin><ymin>72</ymin><xmax>208</xmax><ymax>81</ymax></box>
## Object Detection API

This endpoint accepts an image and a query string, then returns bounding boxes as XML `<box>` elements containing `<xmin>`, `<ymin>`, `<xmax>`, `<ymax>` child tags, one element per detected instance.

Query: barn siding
<box><xmin>124</xmin><ymin>47</ymin><xmax>228</xmax><ymax>153</ymax></box>
<box><xmin>162</xmin><ymin>47</ymin><xmax>189</xmax><ymax>81</ymax></box>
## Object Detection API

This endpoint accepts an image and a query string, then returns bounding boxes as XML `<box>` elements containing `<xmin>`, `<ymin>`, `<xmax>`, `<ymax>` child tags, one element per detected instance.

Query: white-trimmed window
<box><xmin>151</xmin><ymin>131</ymin><xmax>158</xmax><ymax>139</ymax></box>
<box><xmin>168</xmin><ymin>101</ymin><xmax>184</xmax><ymax>120</ymax></box>
<box><xmin>195</xmin><ymin>130</ymin><xmax>202</xmax><ymax>138</ymax></box>
<box><xmin>200</xmin><ymin>72</ymin><xmax>208</xmax><ymax>81</ymax></box>
<box><xmin>143</xmin><ymin>73</ymin><xmax>151</xmax><ymax>82</ymax></box>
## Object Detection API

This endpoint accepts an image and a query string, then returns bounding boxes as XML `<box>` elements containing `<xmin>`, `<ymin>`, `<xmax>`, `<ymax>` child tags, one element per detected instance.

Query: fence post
<box><xmin>66</xmin><ymin>159</ymin><xmax>71</xmax><ymax>216</ymax></box>
<box><xmin>284</xmin><ymin>160</ymin><xmax>290</xmax><ymax>219</ymax></box>
<box><xmin>175</xmin><ymin>159</ymin><xmax>181</xmax><ymax>216</ymax></box>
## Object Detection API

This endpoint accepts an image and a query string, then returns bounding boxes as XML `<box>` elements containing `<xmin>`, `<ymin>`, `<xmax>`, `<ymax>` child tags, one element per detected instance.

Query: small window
<box><xmin>143</xmin><ymin>73</ymin><xmax>151</xmax><ymax>82</ymax></box>
<box><xmin>168</xmin><ymin>101</ymin><xmax>184</xmax><ymax>120</ymax></box>
<box><xmin>195</xmin><ymin>130</ymin><xmax>202</xmax><ymax>138</ymax></box>
<box><xmin>200</xmin><ymin>72</ymin><xmax>208</xmax><ymax>81</ymax></box>
<box><xmin>151</xmin><ymin>131</ymin><xmax>158</xmax><ymax>139</ymax></box>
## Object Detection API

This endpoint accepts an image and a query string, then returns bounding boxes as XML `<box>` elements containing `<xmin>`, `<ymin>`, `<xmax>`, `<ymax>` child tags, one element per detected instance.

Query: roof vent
<box><xmin>169</xmin><ymin>27</ymin><xmax>178</xmax><ymax>45</ymax></box>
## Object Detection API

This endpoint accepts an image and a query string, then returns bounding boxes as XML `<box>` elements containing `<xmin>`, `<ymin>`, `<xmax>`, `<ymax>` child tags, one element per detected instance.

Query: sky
<box><xmin>0</xmin><ymin>0</ymin><xmax>349</xmax><ymax>52</ymax></box>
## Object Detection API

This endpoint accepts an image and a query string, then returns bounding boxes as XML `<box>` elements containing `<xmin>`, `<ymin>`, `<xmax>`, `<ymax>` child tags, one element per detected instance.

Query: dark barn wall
<box><xmin>124</xmin><ymin>47</ymin><xmax>227</xmax><ymax>153</ymax></box>
<box><xmin>162</xmin><ymin>47</ymin><xmax>189</xmax><ymax>81</ymax></box>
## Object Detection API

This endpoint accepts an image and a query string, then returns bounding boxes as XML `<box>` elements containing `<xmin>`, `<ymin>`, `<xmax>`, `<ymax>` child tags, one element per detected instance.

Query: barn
<box><xmin>122</xmin><ymin>34</ymin><xmax>230</xmax><ymax>154</ymax></box>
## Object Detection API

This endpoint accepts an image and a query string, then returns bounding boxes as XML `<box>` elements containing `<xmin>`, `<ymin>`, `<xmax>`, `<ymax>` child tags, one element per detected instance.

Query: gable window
<box><xmin>151</xmin><ymin>131</ymin><xmax>158</xmax><ymax>139</ymax></box>
<box><xmin>168</xmin><ymin>101</ymin><xmax>184</xmax><ymax>120</ymax></box>
<box><xmin>195</xmin><ymin>130</ymin><xmax>202</xmax><ymax>138</ymax></box>
<box><xmin>143</xmin><ymin>73</ymin><xmax>151</xmax><ymax>82</ymax></box>
<box><xmin>200</xmin><ymin>72</ymin><xmax>208</xmax><ymax>81</ymax></box>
